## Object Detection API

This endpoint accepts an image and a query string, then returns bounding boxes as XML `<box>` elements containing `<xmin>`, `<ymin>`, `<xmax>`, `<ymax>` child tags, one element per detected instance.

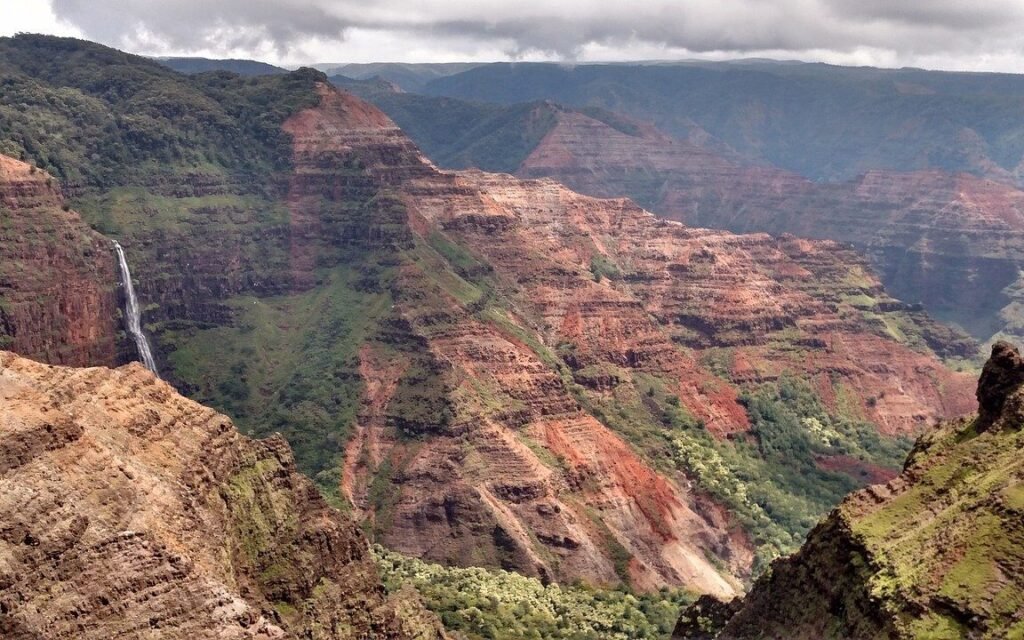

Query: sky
<box><xmin>4</xmin><ymin>0</ymin><xmax>1024</xmax><ymax>72</ymax></box>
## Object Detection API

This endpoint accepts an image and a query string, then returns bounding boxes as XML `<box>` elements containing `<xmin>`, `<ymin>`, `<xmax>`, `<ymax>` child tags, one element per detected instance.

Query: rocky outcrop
<box><xmin>0</xmin><ymin>351</ymin><xmax>446</xmax><ymax>639</ymax></box>
<box><xmin>977</xmin><ymin>340</ymin><xmax>1024</xmax><ymax>429</ymax></box>
<box><xmin>0</xmin><ymin>156</ymin><xmax>119</xmax><ymax>366</ymax></box>
<box><xmin>673</xmin><ymin>342</ymin><xmax>1024</xmax><ymax>639</ymax></box>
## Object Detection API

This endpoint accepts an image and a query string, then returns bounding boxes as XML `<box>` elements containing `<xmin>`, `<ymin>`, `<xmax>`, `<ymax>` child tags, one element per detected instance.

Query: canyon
<box><xmin>512</xmin><ymin>106</ymin><xmax>1024</xmax><ymax>344</ymax></box>
<box><xmin>348</xmin><ymin>66</ymin><xmax>1024</xmax><ymax>346</ymax></box>
<box><xmin>0</xmin><ymin>35</ymin><xmax>980</xmax><ymax>599</ymax></box>
<box><xmin>161</xmin><ymin>78</ymin><xmax>978</xmax><ymax>591</ymax></box>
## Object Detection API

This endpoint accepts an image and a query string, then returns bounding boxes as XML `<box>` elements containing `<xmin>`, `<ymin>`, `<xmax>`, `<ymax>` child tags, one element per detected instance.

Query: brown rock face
<box><xmin>517</xmin><ymin>108</ymin><xmax>1024</xmax><ymax>342</ymax></box>
<box><xmin>283</xmin><ymin>84</ymin><xmax>745</xmax><ymax>596</ymax></box>
<box><xmin>278</xmin><ymin>83</ymin><xmax>974</xmax><ymax>594</ymax></box>
<box><xmin>977</xmin><ymin>340</ymin><xmax>1024</xmax><ymax>428</ymax></box>
<box><xmin>0</xmin><ymin>351</ymin><xmax>445</xmax><ymax>639</ymax></box>
<box><xmin>0</xmin><ymin>156</ymin><xmax>119</xmax><ymax>366</ymax></box>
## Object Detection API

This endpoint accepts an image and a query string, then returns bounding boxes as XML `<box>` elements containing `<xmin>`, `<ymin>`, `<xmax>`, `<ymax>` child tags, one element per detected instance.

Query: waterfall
<box><xmin>113</xmin><ymin>242</ymin><xmax>159</xmax><ymax>375</ymax></box>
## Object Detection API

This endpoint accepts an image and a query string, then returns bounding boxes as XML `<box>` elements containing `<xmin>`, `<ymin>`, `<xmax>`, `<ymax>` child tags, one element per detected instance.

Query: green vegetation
<box><xmin>589</xmin><ymin>254</ymin><xmax>621</xmax><ymax>282</ymax></box>
<box><xmin>164</xmin><ymin>265</ymin><xmax>393</xmax><ymax>505</ymax></box>
<box><xmin>851</xmin><ymin>416</ymin><xmax>1024</xmax><ymax>636</ymax></box>
<box><xmin>375</xmin><ymin>546</ymin><xmax>694</xmax><ymax>640</ymax></box>
<box><xmin>691</xmin><ymin>377</ymin><xmax>908</xmax><ymax>568</ymax></box>
<box><xmin>0</xmin><ymin>34</ymin><xmax>322</xmax><ymax>190</ymax></box>
<box><xmin>578</xmin><ymin>371</ymin><xmax>911</xmax><ymax>571</ymax></box>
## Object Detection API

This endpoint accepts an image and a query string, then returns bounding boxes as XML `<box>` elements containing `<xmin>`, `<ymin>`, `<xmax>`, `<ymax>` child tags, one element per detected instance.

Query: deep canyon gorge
<box><xmin>1</xmin><ymin>32</ymin><xmax>1022</xmax><ymax>640</ymax></box>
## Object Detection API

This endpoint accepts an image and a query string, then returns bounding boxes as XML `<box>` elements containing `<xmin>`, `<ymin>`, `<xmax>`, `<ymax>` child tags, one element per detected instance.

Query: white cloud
<box><xmin>2</xmin><ymin>0</ymin><xmax>82</xmax><ymax>38</ymax></box>
<box><xmin>5</xmin><ymin>0</ymin><xmax>1024</xmax><ymax>71</ymax></box>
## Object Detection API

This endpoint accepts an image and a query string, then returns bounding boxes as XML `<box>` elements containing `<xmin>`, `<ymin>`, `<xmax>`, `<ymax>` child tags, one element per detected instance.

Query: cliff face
<box><xmin>272</xmin><ymin>82</ymin><xmax>974</xmax><ymax>593</ymax></box>
<box><xmin>281</xmin><ymin>84</ymin><xmax>746</xmax><ymax>596</ymax></box>
<box><xmin>674</xmin><ymin>341</ymin><xmax>1024</xmax><ymax>640</ymax></box>
<box><xmin>0</xmin><ymin>351</ymin><xmax>446</xmax><ymax>639</ymax></box>
<box><xmin>515</xmin><ymin>108</ymin><xmax>1024</xmax><ymax>344</ymax></box>
<box><xmin>0</xmin><ymin>156</ymin><xmax>119</xmax><ymax>366</ymax></box>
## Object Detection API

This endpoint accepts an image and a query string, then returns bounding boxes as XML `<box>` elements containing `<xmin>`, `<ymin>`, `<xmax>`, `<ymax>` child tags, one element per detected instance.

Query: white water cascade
<box><xmin>113</xmin><ymin>242</ymin><xmax>159</xmax><ymax>375</ymax></box>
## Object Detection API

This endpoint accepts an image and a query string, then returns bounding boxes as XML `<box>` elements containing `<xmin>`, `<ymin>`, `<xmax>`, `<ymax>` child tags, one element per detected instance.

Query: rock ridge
<box><xmin>0</xmin><ymin>351</ymin><xmax>446</xmax><ymax>639</ymax></box>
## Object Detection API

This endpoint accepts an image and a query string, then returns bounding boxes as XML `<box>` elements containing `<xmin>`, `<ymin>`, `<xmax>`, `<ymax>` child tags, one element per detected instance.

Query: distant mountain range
<box><xmin>156</xmin><ymin>55</ymin><xmax>288</xmax><ymax>76</ymax></box>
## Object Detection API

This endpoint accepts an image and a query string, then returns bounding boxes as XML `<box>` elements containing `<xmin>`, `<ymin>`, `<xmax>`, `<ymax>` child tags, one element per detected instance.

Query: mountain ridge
<box><xmin>0</xmin><ymin>350</ymin><xmax>447</xmax><ymax>639</ymax></box>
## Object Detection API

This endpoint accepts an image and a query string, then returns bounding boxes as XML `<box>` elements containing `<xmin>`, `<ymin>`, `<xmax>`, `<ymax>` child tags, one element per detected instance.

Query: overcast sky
<box><xmin>5</xmin><ymin>0</ymin><xmax>1024</xmax><ymax>71</ymax></box>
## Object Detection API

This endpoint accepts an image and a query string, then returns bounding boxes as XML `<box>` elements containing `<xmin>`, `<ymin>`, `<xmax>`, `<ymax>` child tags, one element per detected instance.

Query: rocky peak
<box><xmin>976</xmin><ymin>340</ymin><xmax>1024</xmax><ymax>429</ymax></box>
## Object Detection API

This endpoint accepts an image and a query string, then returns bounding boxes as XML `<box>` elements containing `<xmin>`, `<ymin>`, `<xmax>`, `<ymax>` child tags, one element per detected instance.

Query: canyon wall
<box><xmin>0</xmin><ymin>155</ymin><xmax>119</xmax><ymax>366</ymax></box>
<box><xmin>516</xmin><ymin>108</ymin><xmax>1024</xmax><ymax>343</ymax></box>
<box><xmin>276</xmin><ymin>82</ymin><xmax>974</xmax><ymax>590</ymax></box>
<box><xmin>0</xmin><ymin>351</ymin><xmax>446</xmax><ymax>639</ymax></box>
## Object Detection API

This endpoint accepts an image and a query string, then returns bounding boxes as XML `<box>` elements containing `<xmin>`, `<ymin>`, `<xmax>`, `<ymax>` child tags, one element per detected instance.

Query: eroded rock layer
<box><xmin>516</xmin><ymin>107</ymin><xmax>1024</xmax><ymax>343</ymax></box>
<box><xmin>0</xmin><ymin>156</ymin><xmax>119</xmax><ymax>366</ymax></box>
<box><xmin>280</xmin><ymin>82</ymin><xmax>974</xmax><ymax>593</ymax></box>
<box><xmin>0</xmin><ymin>351</ymin><xmax>446</xmax><ymax>639</ymax></box>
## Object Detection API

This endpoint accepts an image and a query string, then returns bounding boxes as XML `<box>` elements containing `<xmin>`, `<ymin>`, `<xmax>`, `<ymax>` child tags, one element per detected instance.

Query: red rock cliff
<box><xmin>281</xmin><ymin>83</ymin><xmax>975</xmax><ymax>595</ymax></box>
<box><xmin>517</xmin><ymin>108</ymin><xmax>1024</xmax><ymax>343</ymax></box>
<box><xmin>0</xmin><ymin>155</ymin><xmax>119</xmax><ymax>366</ymax></box>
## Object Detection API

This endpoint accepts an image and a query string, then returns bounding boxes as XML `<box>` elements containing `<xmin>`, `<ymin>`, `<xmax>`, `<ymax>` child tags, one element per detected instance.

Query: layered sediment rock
<box><xmin>517</xmin><ymin>108</ymin><xmax>1024</xmax><ymax>343</ymax></box>
<box><xmin>283</xmin><ymin>82</ymin><xmax>974</xmax><ymax>592</ymax></box>
<box><xmin>0</xmin><ymin>156</ymin><xmax>119</xmax><ymax>366</ymax></box>
<box><xmin>0</xmin><ymin>351</ymin><xmax>446</xmax><ymax>639</ymax></box>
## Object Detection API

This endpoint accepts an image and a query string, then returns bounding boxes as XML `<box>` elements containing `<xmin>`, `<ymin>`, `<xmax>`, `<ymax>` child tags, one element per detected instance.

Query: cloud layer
<box><xmin>17</xmin><ymin>0</ymin><xmax>1024</xmax><ymax>69</ymax></box>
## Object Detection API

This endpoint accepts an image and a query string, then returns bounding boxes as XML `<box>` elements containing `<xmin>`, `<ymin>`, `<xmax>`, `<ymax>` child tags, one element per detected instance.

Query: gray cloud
<box><xmin>822</xmin><ymin>0</ymin><xmax>1024</xmax><ymax>29</ymax></box>
<box><xmin>45</xmin><ymin>0</ymin><xmax>1024</xmax><ymax>68</ymax></box>
<box><xmin>51</xmin><ymin>0</ymin><xmax>353</xmax><ymax>54</ymax></box>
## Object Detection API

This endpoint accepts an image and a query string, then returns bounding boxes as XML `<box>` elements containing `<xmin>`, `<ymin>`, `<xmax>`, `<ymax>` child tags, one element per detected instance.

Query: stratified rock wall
<box><xmin>0</xmin><ymin>351</ymin><xmax>446</xmax><ymax>640</ymax></box>
<box><xmin>0</xmin><ymin>156</ymin><xmax>119</xmax><ymax>366</ymax></box>
<box><xmin>284</xmin><ymin>82</ymin><xmax>975</xmax><ymax>594</ymax></box>
<box><xmin>518</xmin><ymin>108</ymin><xmax>1024</xmax><ymax>342</ymax></box>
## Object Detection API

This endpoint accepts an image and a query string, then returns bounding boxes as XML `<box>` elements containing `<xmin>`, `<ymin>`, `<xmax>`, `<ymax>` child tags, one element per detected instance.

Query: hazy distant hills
<box><xmin>424</xmin><ymin>61</ymin><xmax>1024</xmax><ymax>185</ymax></box>
<box><xmin>156</xmin><ymin>55</ymin><xmax>288</xmax><ymax>76</ymax></box>
<box><xmin>315</xmin><ymin>62</ymin><xmax>483</xmax><ymax>92</ymax></box>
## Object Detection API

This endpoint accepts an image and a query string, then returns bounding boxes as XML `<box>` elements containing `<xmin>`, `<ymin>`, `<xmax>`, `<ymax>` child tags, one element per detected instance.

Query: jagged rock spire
<box><xmin>976</xmin><ymin>340</ymin><xmax>1024</xmax><ymax>430</ymax></box>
